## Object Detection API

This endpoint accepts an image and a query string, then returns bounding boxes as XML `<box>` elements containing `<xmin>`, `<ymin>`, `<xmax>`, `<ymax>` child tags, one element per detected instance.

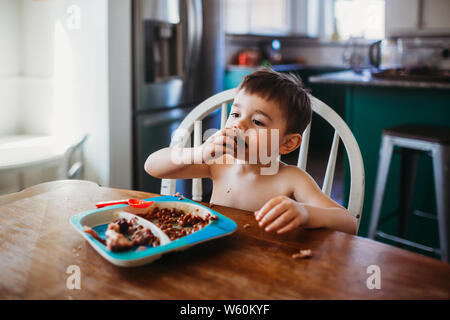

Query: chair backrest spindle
<box><xmin>322</xmin><ymin>131</ymin><xmax>340</xmax><ymax>197</ymax></box>
<box><xmin>297</xmin><ymin>123</ymin><xmax>311</xmax><ymax>170</ymax></box>
<box><xmin>192</xmin><ymin>120</ymin><xmax>203</xmax><ymax>201</ymax></box>
<box><xmin>221</xmin><ymin>103</ymin><xmax>228</xmax><ymax>129</ymax></box>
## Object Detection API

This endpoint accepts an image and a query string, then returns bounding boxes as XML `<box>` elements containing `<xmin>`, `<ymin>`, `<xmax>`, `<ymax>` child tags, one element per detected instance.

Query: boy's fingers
<box><xmin>214</xmin><ymin>139</ymin><xmax>237</xmax><ymax>159</ymax></box>
<box><xmin>259</xmin><ymin>202</ymin><xmax>288</xmax><ymax>228</ymax></box>
<box><xmin>206</xmin><ymin>145</ymin><xmax>235</xmax><ymax>164</ymax></box>
<box><xmin>224</xmin><ymin>128</ymin><xmax>237</xmax><ymax>135</ymax></box>
<box><xmin>276</xmin><ymin>217</ymin><xmax>301</xmax><ymax>234</ymax></box>
<box><xmin>207</xmin><ymin>130</ymin><xmax>225</xmax><ymax>142</ymax></box>
<box><xmin>264</xmin><ymin>211</ymin><xmax>296</xmax><ymax>232</ymax></box>
<box><xmin>256</xmin><ymin>197</ymin><xmax>284</xmax><ymax>221</ymax></box>
<box><xmin>203</xmin><ymin>144</ymin><xmax>226</xmax><ymax>163</ymax></box>
<box><xmin>213</xmin><ymin>135</ymin><xmax>237</xmax><ymax>151</ymax></box>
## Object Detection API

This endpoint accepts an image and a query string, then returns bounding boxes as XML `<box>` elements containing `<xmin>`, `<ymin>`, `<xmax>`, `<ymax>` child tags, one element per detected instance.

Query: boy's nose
<box><xmin>234</xmin><ymin>120</ymin><xmax>248</xmax><ymax>132</ymax></box>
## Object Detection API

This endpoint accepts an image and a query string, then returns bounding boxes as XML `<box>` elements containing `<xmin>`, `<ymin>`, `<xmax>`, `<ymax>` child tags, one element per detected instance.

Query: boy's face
<box><xmin>224</xmin><ymin>89</ymin><xmax>301</xmax><ymax>163</ymax></box>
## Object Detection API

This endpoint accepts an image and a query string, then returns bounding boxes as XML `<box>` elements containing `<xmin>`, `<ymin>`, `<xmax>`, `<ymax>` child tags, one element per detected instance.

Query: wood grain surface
<box><xmin>0</xmin><ymin>180</ymin><xmax>449</xmax><ymax>299</ymax></box>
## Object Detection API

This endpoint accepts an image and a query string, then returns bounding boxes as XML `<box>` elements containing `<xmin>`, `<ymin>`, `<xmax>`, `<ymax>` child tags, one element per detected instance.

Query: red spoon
<box><xmin>95</xmin><ymin>199</ymin><xmax>155</xmax><ymax>209</ymax></box>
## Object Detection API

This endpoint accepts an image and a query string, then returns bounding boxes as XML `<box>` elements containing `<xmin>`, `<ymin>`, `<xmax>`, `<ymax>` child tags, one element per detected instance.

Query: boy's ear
<box><xmin>279</xmin><ymin>133</ymin><xmax>302</xmax><ymax>155</ymax></box>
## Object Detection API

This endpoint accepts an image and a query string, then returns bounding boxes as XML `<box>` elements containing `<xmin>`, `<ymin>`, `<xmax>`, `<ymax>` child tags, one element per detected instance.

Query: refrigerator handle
<box><xmin>184</xmin><ymin>0</ymin><xmax>203</xmax><ymax>82</ymax></box>
<box><xmin>192</xmin><ymin>0</ymin><xmax>203</xmax><ymax>70</ymax></box>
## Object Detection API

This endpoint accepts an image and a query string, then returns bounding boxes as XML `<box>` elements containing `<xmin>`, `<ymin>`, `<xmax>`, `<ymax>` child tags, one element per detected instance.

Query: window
<box><xmin>224</xmin><ymin>0</ymin><xmax>386</xmax><ymax>40</ymax></box>
<box><xmin>334</xmin><ymin>0</ymin><xmax>385</xmax><ymax>40</ymax></box>
<box><xmin>224</xmin><ymin>0</ymin><xmax>289</xmax><ymax>34</ymax></box>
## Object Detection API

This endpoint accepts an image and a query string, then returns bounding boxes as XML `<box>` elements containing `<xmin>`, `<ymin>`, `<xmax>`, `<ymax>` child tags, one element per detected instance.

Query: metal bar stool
<box><xmin>368</xmin><ymin>124</ymin><xmax>450</xmax><ymax>262</ymax></box>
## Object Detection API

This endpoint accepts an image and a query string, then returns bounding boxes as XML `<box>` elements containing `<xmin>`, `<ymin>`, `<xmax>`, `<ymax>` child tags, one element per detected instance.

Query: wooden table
<box><xmin>1</xmin><ymin>180</ymin><xmax>449</xmax><ymax>299</ymax></box>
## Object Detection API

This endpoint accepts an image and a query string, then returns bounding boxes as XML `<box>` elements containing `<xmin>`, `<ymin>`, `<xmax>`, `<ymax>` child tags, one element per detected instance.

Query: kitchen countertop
<box><xmin>1</xmin><ymin>180</ymin><xmax>450</xmax><ymax>299</ymax></box>
<box><xmin>309</xmin><ymin>70</ymin><xmax>450</xmax><ymax>90</ymax></box>
<box><xmin>226</xmin><ymin>64</ymin><xmax>345</xmax><ymax>73</ymax></box>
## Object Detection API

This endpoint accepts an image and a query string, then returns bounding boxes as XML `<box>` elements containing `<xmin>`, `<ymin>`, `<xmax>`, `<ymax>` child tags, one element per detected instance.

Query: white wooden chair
<box><xmin>160</xmin><ymin>88</ymin><xmax>365</xmax><ymax>230</ymax></box>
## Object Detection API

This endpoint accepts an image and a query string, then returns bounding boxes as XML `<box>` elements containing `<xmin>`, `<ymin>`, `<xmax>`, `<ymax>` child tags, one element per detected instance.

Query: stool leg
<box><xmin>432</xmin><ymin>145</ymin><xmax>449</xmax><ymax>262</ymax></box>
<box><xmin>369</xmin><ymin>136</ymin><xmax>394</xmax><ymax>239</ymax></box>
<box><xmin>398</xmin><ymin>149</ymin><xmax>420</xmax><ymax>241</ymax></box>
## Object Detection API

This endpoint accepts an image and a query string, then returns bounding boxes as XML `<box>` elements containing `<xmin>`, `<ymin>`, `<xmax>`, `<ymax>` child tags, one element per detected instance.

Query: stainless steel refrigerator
<box><xmin>132</xmin><ymin>0</ymin><xmax>224</xmax><ymax>200</ymax></box>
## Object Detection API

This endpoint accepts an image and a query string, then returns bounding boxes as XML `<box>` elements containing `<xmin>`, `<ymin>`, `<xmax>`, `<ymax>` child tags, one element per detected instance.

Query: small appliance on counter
<box><xmin>342</xmin><ymin>37</ymin><xmax>371</xmax><ymax>74</ymax></box>
<box><xmin>369</xmin><ymin>37</ymin><xmax>450</xmax><ymax>82</ymax></box>
<box><xmin>259</xmin><ymin>39</ymin><xmax>283</xmax><ymax>65</ymax></box>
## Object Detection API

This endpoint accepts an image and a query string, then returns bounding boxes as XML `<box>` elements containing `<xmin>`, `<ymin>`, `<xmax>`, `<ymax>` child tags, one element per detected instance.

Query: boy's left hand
<box><xmin>255</xmin><ymin>196</ymin><xmax>309</xmax><ymax>234</ymax></box>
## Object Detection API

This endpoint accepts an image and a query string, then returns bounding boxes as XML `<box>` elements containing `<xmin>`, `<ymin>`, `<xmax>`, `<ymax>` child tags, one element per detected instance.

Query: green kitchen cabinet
<box><xmin>224</xmin><ymin>66</ymin><xmax>255</xmax><ymax>89</ymax></box>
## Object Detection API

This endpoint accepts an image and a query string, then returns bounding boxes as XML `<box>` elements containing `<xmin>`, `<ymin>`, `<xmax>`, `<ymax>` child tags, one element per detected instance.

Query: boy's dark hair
<box><xmin>238</xmin><ymin>68</ymin><xmax>312</xmax><ymax>135</ymax></box>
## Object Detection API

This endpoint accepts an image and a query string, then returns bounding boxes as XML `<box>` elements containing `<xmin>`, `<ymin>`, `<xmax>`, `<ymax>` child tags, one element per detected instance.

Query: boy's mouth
<box><xmin>227</xmin><ymin>128</ymin><xmax>249</xmax><ymax>150</ymax></box>
<box><xmin>235</xmin><ymin>134</ymin><xmax>248</xmax><ymax>149</ymax></box>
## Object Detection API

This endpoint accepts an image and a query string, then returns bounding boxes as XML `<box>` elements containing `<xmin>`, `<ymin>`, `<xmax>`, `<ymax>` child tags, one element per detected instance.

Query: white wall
<box><xmin>0</xmin><ymin>0</ymin><xmax>21</xmax><ymax>135</ymax></box>
<box><xmin>108</xmin><ymin>0</ymin><xmax>132</xmax><ymax>189</ymax></box>
<box><xmin>1</xmin><ymin>0</ymin><xmax>110</xmax><ymax>191</ymax></box>
<box><xmin>52</xmin><ymin>0</ymin><xmax>110</xmax><ymax>186</ymax></box>
<box><xmin>0</xmin><ymin>0</ymin><xmax>21</xmax><ymax>194</ymax></box>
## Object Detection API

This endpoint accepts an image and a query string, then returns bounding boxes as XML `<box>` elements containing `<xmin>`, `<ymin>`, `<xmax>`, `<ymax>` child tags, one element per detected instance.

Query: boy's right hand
<box><xmin>198</xmin><ymin>129</ymin><xmax>237</xmax><ymax>164</ymax></box>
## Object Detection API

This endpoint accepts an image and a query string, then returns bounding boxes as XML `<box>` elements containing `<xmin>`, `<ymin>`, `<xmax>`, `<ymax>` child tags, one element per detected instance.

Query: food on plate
<box><xmin>292</xmin><ymin>249</ymin><xmax>313</xmax><ymax>259</ymax></box>
<box><xmin>136</xmin><ymin>245</ymin><xmax>147</xmax><ymax>252</ymax></box>
<box><xmin>83</xmin><ymin>226</ymin><xmax>106</xmax><ymax>245</ymax></box>
<box><xmin>138</xmin><ymin>206</ymin><xmax>217</xmax><ymax>241</ymax></box>
<box><xmin>83</xmin><ymin>217</ymin><xmax>160</xmax><ymax>252</ymax></box>
<box><xmin>82</xmin><ymin>205</ymin><xmax>217</xmax><ymax>251</ymax></box>
<box><xmin>105</xmin><ymin>222</ymin><xmax>134</xmax><ymax>252</ymax></box>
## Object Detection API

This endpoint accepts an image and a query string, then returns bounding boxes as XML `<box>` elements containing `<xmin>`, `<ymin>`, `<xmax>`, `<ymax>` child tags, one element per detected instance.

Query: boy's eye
<box><xmin>252</xmin><ymin>119</ymin><xmax>265</xmax><ymax>126</ymax></box>
<box><xmin>230</xmin><ymin>112</ymin><xmax>239</xmax><ymax>118</ymax></box>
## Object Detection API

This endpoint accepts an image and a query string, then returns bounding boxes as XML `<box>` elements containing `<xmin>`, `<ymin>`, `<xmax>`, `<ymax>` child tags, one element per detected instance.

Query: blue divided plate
<box><xmin>70</xmin><ymin>196</ymin><xmax>237</xmax><ymax>267</ymax></box>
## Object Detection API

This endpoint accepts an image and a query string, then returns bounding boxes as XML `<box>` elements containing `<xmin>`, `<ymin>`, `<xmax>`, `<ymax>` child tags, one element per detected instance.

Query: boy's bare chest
<box><xmin>210</xmin><ymin>167</ymin><xmax>292</xmax><ymax>212</ymax></box>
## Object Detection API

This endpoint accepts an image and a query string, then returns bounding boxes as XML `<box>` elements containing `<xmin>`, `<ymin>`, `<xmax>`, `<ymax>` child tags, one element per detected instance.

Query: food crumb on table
<box><xmin>292</xmin><ymin>249</ymin><xmax>313</xmax><ymax>259</ymax></box>
<box><xmin>174</xmin><ymin>192</ymin><xmax>185</xmax><ymax>200</ymax></box>
<box><xmin>243</xmin><ymin>223</ymin><xmax>251</xmax><ymax>229</ymax></box>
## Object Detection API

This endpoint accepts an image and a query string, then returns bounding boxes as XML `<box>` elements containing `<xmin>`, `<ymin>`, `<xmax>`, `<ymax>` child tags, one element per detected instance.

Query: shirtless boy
<box><xmin>145</xmin><ymin>68</ymin><xmax>357</xmax><ymax>235</ymax></box>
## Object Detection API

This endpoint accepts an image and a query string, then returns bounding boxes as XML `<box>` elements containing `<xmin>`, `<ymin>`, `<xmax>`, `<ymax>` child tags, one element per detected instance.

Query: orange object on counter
<box><xmin>237</xmin><ymin>50</ymin><xmax>261</xmax><ymax>67</ymax></box>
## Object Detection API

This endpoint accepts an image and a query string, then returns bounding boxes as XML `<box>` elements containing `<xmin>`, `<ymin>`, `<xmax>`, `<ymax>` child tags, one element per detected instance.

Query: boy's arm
<box><xmin>144</xmin><ymin>147</ymin><xmax>211</xmax><ymax>179</ymax></box>
<box><xmin>145</xmin><ymin>129</ymin><xmax>237</xmax><ymax>180</ymax></box>
<box><xmin>256</xmin><ymin>168</ymin><xmax>357</xmax><ymax>235</ymax></box>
